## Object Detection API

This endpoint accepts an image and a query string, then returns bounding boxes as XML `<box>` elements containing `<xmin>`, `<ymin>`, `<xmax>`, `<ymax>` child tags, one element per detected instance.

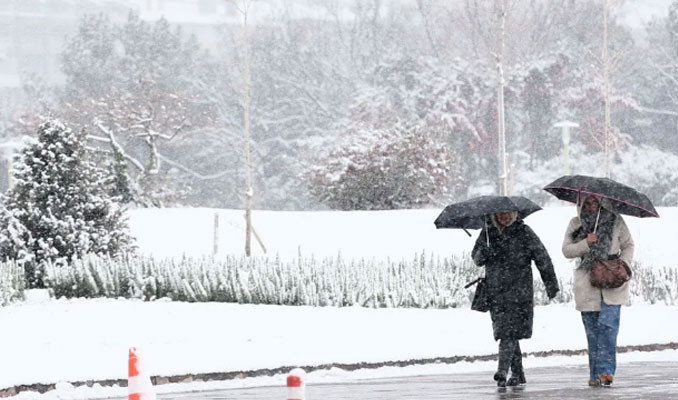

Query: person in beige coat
<box><xmin>562</xmin><ymin>194</ymin><xmax>634</xmax><ymax>387</ymax></box>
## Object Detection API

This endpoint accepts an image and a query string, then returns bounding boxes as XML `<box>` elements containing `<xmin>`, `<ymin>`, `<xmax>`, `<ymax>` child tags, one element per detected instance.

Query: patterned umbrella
<box><xmin>543</xmin><ymin>175</ymin><xmax>659</xmax><ymax>218</ymax></box>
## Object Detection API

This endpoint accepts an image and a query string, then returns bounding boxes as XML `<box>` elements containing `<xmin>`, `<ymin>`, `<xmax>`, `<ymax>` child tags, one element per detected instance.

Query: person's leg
<box><xmin>597</xmin><ymin>301</ymin><xmax>621</xmax><ymax>384</ymax></box>
<box><xmin>498</xmin><ymin>339</ymin><xmax>518</xmax><ymax>373</ymax></box>
<box><xmin>496</xmin><ymin>339</ymin><xmax>517</xmax><ymax>386</ymax></box>
<box><xmin>581</xmin><ymin>311</ymin><xmax>600</xmax><ymax>383</ymax></box>
<box><xmin>507</xmin><ymin>341</ymin><xmax>526</xmax><ymax>386</ymax></box>
<box><xmin>511</xmin><ymin>340</ymin><xmax>523</xmax><ymax>374</ymax></box>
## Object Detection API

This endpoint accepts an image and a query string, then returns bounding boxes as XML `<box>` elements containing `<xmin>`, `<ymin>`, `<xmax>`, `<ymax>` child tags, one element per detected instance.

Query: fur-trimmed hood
<box><xmin>490</xmin><ymin>212</ymin><xmax>518</xmax><ymax>232</ymax></box>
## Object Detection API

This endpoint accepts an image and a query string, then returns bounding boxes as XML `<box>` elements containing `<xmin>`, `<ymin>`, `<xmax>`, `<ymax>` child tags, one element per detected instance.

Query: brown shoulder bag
<box><xmin>590</xmin><ymin>258</ymin><xmax>632</xmax><ymax>289</ymax></box>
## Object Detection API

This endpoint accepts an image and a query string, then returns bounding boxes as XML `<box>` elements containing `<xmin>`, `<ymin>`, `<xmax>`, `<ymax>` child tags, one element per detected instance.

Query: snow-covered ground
<box><xmin>2</xmin><ymin>206</ymin><xmax>677</xmax><ymax>399</ymax></box>
<box><xmin>128</xmin><ymin>206</ymin><xmax>678</xmax><ymax>275</ymax></box>
<box><xmin>2</xmin><ymin>297</ymin><xmax>677</xmax><ymax>399</ymax></box>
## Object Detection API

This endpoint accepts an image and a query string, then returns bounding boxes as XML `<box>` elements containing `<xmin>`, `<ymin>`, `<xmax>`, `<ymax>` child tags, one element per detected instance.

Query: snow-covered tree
<box><xmin>1</xmin><ymin>119</ymin><xmax>133</xmax><ymax>288</ymax></box>
<box><xmin>637</xmin><ymin>0</ymin><xmax>678</xmax><ymax>153</ymax></box>
<box><xmin>59</xmin><ymin>13</ymin><xmax>214</xmax><ymax>206</ymax></box>
<box><xmin>307</xmin><ymin>55</ymin><xmax>494</xmax><ymax>207</ymax></box>
<box><xmin>565</xmin><ymin>72</ymin><xmax>640</xmax><ymax>163</ymax></box>
<box><xmin>307</xmin><ymin>123</ymin><xmax>455</xmax><ymax>210</ymax></box>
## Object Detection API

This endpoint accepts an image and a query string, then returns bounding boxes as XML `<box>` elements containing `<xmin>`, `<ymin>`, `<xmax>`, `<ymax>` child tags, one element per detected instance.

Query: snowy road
<box><xmin>155</xmin><ymin>362</ymin><xmax>678</xmax><ymax>399</ymax></box>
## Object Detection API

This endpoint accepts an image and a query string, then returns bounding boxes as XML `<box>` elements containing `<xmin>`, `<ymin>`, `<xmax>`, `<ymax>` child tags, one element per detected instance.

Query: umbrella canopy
<box><xmin>434</xmin><ymin>195</ymin><xmax>542</xmax><ymax>230</ymax></box>
<box><xmin>543</xmin><ymin>175</ymin><xmax>659</xmax><ymax>218</ymax></box>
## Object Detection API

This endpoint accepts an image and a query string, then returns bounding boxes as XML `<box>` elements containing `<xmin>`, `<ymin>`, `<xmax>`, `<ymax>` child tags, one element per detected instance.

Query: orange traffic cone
<box><xmin>128</xmin><ymin>347</ymin><xmax>157</xmax><ymax>400</ymax></box>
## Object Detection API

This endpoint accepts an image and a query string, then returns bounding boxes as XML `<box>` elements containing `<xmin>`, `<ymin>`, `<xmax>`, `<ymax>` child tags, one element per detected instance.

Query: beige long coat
<box><xmin>561</xmin><ymin>207</ymin><xmax>635</xmax><ymax>311</ymax></box>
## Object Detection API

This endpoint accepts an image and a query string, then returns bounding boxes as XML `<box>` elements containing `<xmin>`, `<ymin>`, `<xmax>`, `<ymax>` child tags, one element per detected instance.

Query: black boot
<box><xmin>494</xmin><ymin>371</ymin><xmax>507</xmax><ymax>387</ymax></box>
<box><xmin>507</xmin><ymin>370</ymin><xmax>526</xmax><ymax>386</ymax></box>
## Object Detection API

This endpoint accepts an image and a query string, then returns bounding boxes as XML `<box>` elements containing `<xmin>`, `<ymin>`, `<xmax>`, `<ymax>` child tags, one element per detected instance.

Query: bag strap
<box><xmin>464</xmin><ymin>277</ymin><xmax>483</xmax><ymax>289</ymax></box>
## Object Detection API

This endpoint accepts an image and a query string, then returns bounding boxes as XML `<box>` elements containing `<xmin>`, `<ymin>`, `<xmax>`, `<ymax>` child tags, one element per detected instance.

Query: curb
<box><xmin>1</xmin><ymin>342</ymin><xmax>676</xmax><ymax>398</ymax></box>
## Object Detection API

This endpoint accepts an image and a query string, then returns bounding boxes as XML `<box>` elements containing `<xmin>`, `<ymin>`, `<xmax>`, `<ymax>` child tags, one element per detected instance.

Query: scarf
<box><xmin>572</xmin><ymin>203</ymin><xmax>616</xmax><ymax>271</ymax></box>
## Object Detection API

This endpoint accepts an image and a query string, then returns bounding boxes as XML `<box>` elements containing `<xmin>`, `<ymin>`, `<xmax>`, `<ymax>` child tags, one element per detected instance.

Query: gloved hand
<box><xmin>487</xmin><ymin>245</ymin><xmax>500</xmax><ymax>259</ymax></box>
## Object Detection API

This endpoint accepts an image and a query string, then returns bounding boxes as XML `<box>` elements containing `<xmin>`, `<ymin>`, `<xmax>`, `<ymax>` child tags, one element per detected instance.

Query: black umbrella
<box><xmin>543</xmin><ymin>175</ymin><xmax>659</xmax><ymax>218</ymax></box>
<box><xmin>434</xmin><ymin>195</ymin><xmax>542</xmax><ymax>236</ymax></box>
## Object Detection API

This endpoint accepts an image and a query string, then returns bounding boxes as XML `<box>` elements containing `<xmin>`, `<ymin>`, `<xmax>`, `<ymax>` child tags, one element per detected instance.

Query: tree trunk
<box><xmin>602</xmin><ymin>0</ymin><xmax>611</xmax><ymax>178</ymax></box>
<box><xmin>236</xmin><ymin>0</ymin><xmax>254</xmax><ymax>257</ymax></box>
<box><xmin>496</xmin><ymin>0</ymin><xmax>508</xmax><ymax>195</ymax></box>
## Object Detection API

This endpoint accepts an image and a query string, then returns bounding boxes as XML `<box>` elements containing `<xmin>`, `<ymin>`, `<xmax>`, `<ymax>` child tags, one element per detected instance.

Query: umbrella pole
<box><xmin>484</xmin><ymin>218</ymin><xmax>490</xmax><ymax>247</ymax></box>
<box><xmin>594</xmin><ymin>207</ymin><xmax>601</xmax><ymax>233</ymax></box>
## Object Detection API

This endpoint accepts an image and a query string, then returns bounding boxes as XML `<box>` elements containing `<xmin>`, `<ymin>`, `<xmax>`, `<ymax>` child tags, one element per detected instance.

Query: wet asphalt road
<box><xmin>159</xmin><ymin>361</ymin><xmax>678</xmax><ymax>399</ymax></box>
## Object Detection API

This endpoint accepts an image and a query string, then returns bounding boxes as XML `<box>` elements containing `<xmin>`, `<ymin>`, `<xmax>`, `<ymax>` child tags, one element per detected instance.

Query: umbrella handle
<box><xmin>484</xmin><ymin>218</ymin><xmax>490</xmax><ymax>247</ymax></box>
<box><xmin>594</xmin><ymin>207</ymin><xmax>601</xmax><ymax>233</ymax></box>
<box><xmin>464</xmin><ymin>277</ymin><xmax>482</xmax><ymax>289</ymax></box>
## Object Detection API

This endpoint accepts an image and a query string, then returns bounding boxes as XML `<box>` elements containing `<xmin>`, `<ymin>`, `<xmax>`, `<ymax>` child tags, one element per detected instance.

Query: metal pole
<box><xmin>213</xmin><ymin>212</ymin><xmax>219</xmax><ymax>256</ymax></box>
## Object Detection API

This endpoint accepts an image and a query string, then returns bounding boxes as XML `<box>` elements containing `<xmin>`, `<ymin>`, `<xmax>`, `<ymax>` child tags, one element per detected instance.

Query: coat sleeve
<box><xmin>617</xmin><ymin>217</ymin><xmax>635</xmax><ymax>265</ymax></box>
<box><xmin>562</xmin><ymin>217</ymin><xmax>590</xmax><ymax>259</ymax></box>
<box><xmin>525</xmin><ymin>226</ymin><xmax>559</xmax><ymax>298</ymax></box>
<box><xmin>471</xmin><ymin>229</ymin><xmax>491</xmax><ymax>267</ymax></box>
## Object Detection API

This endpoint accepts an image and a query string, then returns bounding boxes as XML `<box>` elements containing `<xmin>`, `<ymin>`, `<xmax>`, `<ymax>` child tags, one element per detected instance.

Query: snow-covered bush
<box><xmin>45</xmin><ymin>253</ymin><xmax>478</xmax><ymax>307</ymax></box>
<box><xmin>307</xmin><ymin>124</ymin><xmax>456</xmax><ymax>210</ymax></box>
<box><xmin>41</xmin><ymin>254</ymin><xmax>678</xmax><ymax>307</ymax></box>
<box><xmin>629</xmin><ymin>264</ymin><xmax>678</xmax><ymax>306</ymax></box>
<box><xmin>0</xmin><ymin>261</ymin><xmax>25</xmax><ymax>306</ymax></box>
<box><xmin>0</xmin><ymin>206</ymin><xmax>31</xmax><ymax>263</ymax></box>
<box><xmin>0</xmin><ymin>119</ymin><xmax>134</xmax><ymax>288</ymax></box>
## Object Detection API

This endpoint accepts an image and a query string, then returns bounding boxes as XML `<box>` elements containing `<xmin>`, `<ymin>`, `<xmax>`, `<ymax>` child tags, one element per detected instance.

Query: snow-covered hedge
<box><xmin>34</xmin><ymin>255</ymin><xmax>678</xmax><ymax>308</ymax></box>
<box><xmin>0</xmin><ymin>262</ymin><xmax>25</xmax><ymax>305</ymax></box>
<box><xmin>43</xmin><ymin>254</ymin><xmax>480</xmax><ymax>308</ymax></box>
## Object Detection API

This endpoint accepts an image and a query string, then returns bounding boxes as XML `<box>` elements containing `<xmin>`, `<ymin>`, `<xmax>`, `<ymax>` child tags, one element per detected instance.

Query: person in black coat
<box><xmin>472</xmin><ymin>211</ymin><xmax>560</xmax><ymax>387</ymax></box>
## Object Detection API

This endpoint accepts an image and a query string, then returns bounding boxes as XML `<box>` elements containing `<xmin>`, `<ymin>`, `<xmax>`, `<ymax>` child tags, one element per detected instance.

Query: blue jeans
<box><xmin>581</xmin><ymin>301</ymin><xmax>621</xmax><ymax>380</ymax></box>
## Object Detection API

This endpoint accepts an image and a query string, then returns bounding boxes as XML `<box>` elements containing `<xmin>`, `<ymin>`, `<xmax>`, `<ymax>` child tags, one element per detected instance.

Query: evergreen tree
<box><xmin>1</xmin><ymin>119</ymin><xmax>133</xmax><ymax>288</ymax></box>
<box><xmin>106</xmin><ymin>147</ymin><xmax>135</xmax><ymax>204</ymax></box>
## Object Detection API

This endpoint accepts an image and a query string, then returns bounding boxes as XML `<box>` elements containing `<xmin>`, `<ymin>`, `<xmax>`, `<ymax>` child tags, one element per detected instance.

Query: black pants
<box><xmin>498</xmin><ymin>339</ymin><xmax>523</xmax><ymax>375</ymax></box>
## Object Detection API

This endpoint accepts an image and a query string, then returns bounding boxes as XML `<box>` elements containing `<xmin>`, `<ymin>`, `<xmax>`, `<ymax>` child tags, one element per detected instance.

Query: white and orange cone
<box><xmin>128</xmin><ymin>347</ymin><xmax>157</xmax><ymax>400</ymax></box>
<box><xmin>286</xmin><ymin>368</ymin><xmax>306</xmax><ymax>400</ymax></box>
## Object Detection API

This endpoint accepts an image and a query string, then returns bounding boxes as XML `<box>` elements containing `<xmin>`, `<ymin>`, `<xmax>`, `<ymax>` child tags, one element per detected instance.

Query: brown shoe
<box><xmin>588</xmin><ymin>378</ymin><xmax>601</xmax><ymax>387</ymax></box>
<box><xmin>599</xmin><ymin>373</ymin><xmax>614</xmax><ymax>386</ymax></box>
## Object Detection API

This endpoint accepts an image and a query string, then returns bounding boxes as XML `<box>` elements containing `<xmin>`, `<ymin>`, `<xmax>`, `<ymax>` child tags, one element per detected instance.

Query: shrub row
<box><xmin>2</xmin><ymin>256</ymin><xmax>676</xmax><ymax>308</ymax></box>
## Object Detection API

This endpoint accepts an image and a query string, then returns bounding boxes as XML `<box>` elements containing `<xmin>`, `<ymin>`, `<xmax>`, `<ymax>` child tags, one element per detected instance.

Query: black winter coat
<box><xmin>471</xmin><ymin>219</ymin><xmax>559</xmax><ymax>341</ymax></box>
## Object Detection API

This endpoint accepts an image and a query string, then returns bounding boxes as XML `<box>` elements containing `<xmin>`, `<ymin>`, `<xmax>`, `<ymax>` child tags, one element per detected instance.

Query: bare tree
<box><xmin>495</xmin><ymin>0</ymin><xmax>508</xmax><ymax>195</ymax></box>
<box><xmin>416</xmin><ymin>0</ymin><xmax>440</xmax><ymax>58</ymax></box>
<box><xmin>59</xmin><ymin>14</ymin><xmax>214</xmax><ymax>206</ymax></box>
<box><xmin>231</xmin><ymin>0</ymin><xmax>255</xmax><ymax>256</ymax></box>
<box><xmin>598</xmin><ymin>0</ymin><xmax>631</xmax><ymax>177</ymax></box>
<box><xmin>603</xmin><ymin>0</ymin><xmax>612</xmax><ymax>178</ymax></box>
